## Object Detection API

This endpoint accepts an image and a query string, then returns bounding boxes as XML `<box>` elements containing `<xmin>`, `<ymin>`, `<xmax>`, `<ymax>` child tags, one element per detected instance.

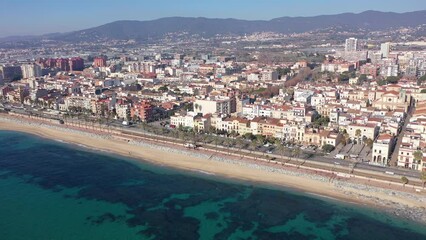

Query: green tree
<box><xmin>355</xmin><ymin>129</ymin><xmax>362</xmax><ymax>139</ymax></box>
<box><xmin>313</xmin><ymin>115</ymin><xmax>330</xmax><ymax>127</ymax></box>
<box><xmin>401</xmin><ymin>176</ymin><xmax>409</xmax><ymax>187</ymax></box>
<box><xmin>377</xmin><ymin>79</ymin><xmax>387</xmax><ymax>86</ymax></box>
<box><xmin>358</xmin><ymin>74</ymin><xmax>368</xmax><ymax>83</ymax></box>
<box><xmin>421</xmin><ymin>89</ymin><xmax>426</xmax><ymax>93</ymax></box>
<box><xmin>255</xmin><ymin>135</ymin><xmax>265</xmax><ymax>147</ymax></box>
<box><xmin>386</xmin><ymin>76</ymin><xmax>400</xmax><ymax>84</ymax></box>
<box><xmin>243</xmin><ymin>133</ymin><xmax>255</xmax><ymax>140</ymax></box>
<box><xmin>365</xmin><ymin>138</ymin><xmax>374</xmax><ymax>148</ymax></box>
<box><xmin>413</xmin><ymin>150</ymin><xmax>423</xmax><ymax>164</ymax></box>
<box><xmin>158</xmin><ymin>85</ymin><xmax>169</xmax><ymax>92</ymax></box>
<box><xmin>276</xmin><ymin>67</ymin><xmax>291</xmax><ymax>79</ymax></box>
<box><xmin>322</xmin><ymin>144</ymin><xmax>335</xmax><ymax>153</ymax></box>
<box><xmin>418</xmin><ymin>75</ymin><xmax>426</xmax><ymax>85</ymax></box>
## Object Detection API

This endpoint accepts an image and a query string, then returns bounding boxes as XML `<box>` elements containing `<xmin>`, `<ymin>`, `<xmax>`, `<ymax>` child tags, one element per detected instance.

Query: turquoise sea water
<box><xmin>0</xmin><ymin>130</ymin><xmax>425</xmax><ymax>240</ymax></box>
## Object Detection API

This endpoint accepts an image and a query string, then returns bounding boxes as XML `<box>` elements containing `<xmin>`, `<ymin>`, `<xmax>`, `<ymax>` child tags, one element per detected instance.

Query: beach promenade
<box><xmin>0</xmin><ymin>113</ymin><xmax>425</xmax><ymax>224</ymax></box>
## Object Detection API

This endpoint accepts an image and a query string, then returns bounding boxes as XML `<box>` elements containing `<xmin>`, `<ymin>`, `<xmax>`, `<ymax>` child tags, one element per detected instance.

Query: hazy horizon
<box><xmin>1</xmin><ymin>0</ymin><xmax>426</xmax><ymax>37</ymax></box>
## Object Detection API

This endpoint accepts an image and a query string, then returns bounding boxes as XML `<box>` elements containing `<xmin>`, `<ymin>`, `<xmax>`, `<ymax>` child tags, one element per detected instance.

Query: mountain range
<box><xmin>4</xmin><ymin>10</ymin><xmax>426</xmax><ymax>43</ymax></box>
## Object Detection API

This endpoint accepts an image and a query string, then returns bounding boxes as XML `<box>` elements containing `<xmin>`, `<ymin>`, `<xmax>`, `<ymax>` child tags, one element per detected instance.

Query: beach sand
<box><xmin>1</xmin><ymin>118</ymin><xmax>425</xmax><ymax>223</ymax></box>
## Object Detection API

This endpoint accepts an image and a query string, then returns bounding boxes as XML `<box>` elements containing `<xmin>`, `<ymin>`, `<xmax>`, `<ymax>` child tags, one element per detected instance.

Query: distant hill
<box><xmin>3</xmin><ymin>10</ymin><xmax>426</xmax><ymax>43</ymax></box>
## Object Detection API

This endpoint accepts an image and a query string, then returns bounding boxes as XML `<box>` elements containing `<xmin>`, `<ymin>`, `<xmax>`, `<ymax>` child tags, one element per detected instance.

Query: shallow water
<box><xmin>0</xmin><ymin>130</ymin><xmax>425</xmax><ymax>240</ymax></box>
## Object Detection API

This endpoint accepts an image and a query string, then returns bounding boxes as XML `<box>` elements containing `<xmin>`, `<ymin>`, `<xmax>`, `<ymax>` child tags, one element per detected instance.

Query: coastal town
<box><xmin>1</xmin><ymin>2</ymin><xmax>426</xmax><ymax>238</ymax></box>
<box><xmin>2</xmin><ymin>36</ymin><xmax>426</xmax><ymax>178</ymax></box>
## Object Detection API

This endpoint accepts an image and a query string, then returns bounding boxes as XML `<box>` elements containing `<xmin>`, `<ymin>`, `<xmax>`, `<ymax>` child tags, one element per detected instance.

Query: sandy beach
<box><xmin>0</xmin><ymin>115</ymin><xmax>425</xmax><ymax>224</ymax></box>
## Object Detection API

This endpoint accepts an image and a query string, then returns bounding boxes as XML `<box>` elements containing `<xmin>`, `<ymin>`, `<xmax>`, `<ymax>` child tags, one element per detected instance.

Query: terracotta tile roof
<box><xmin>383</xmin><ymin>91</ymin><xmax>399</xmax><ymax>96</ymax></box>
<box><xmin>377</xmin><ymin>133</ymin><xmax>393</xmax><ymax>140</ymax></box>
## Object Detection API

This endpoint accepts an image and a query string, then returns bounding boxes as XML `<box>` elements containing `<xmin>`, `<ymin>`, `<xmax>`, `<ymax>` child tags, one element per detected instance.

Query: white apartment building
<box><xmin>346</xmin><ymin>123</ymin><xmax>379</xmax><ymax>141</ymax></box>
<box><xmin>170</xmin><ymin>111</ymin><xmax>197</xmax><ymax>128</ymax></box>
<box><xmin>345</xmin><ymin>38</ymin><xmax>358</xmax><ymax>52</ymax></box>
<box><xmin>21</xmin><ymin>64</ymin><xmax>42</xmax><ymax>79</ymax></box>
<box><xmin>371</xmin><ymin>134</ymin><xmax>394</xmax><ymax>166</ymax></box>
<box><xmin>311</xmin><ymin>93</ymin><xmax>326</xmax><ymax>107</ymax></box>
<box><xmin>194</xmin><ymin>96</ymin><xmax>233</xmax><ymax>116</ymax></box>
<box><xmin>260</xmin><ymin>70</ymin><xmax>278</xmax><ymax>81</ymax></box>
<box><xmin>64</xmin><ymin>96</ymin><xmax>92</xmax><ymax>111</ymax></box>
<box><xmin>380</xmin><ymin>42</ymin><xmax>391</xmax><ymax>58</ymax></box>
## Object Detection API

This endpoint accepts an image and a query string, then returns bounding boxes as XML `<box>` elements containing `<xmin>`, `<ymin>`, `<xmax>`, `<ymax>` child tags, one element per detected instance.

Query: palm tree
<box><xmin>421</xmin><ymin>171</ymin><xmax>426</xmax><ymax>189</ymax></box>
<box><xmin>276</xmin><ymin>143</ymin><xmax>287</xmax><ymax>164</ymax></box>
<box><xmin>292</xmin><ymin>148</ymin><xmax>301</xmax><ymax>165</ymax></box>
<box><xmin>224</xmin><ymin>138</ymin><xmax>232</xmax><ymax>155</ymax></box>
<box><xmin>255</xmin><ymin>136</ymin><xmax>265</xmax><ymax>156</ymax></box>
<box><xmin>189</xmin><ymin>131</ymin><xmax>197</xmax><ymax>146</ymax></box>
<box><xmin>213</xmin><ymin>136</ymin><xmax>221</xmax><ymax>152</ymax></box>
<box><xmin>178</xmin><ymin>130</ymin><xmax>186</xmax><ymax>141</ymax></box>
<box><xmin>235</xmin><ymin>137</ymin><xmax>246</xmax><ymax>158</ymax></box>
<box><xmin>250</xmin><ymin>141</ymin><xmax>258</xmax><ymax>160</ymax></box>
<box><xmin>63</xmin><ymin>113</ymin><xmax>68</xmax><ymax>124</ymax></box>
<box><xmin>201</xmin><ymin>134</ymin><xmax>210</xmax><ymax>145</ymax></box>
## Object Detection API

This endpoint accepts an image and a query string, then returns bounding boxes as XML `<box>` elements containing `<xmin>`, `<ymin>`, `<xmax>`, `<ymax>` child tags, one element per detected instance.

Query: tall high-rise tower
<box><xmin>345</xmin><ymin>38</ymin><xmax>358</xmax><ymax>52</ymax></box>
<box><xmin>380</xmin><ymin>42</ymin><xmax>391</xmax><ymax>58</ymax></box>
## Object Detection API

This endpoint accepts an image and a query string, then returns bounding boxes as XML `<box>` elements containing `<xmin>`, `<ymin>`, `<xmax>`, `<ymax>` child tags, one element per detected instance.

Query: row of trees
<box><xmin>401</xmin><ymin>172</ymin><xmax>426</xmax><ymax>188</ymax></box>
<box><xmin>60</xmin><ymin>113</ymin><xmax>426</xmax><ymax>188</ymax></box>
<box><xmin>139</xmin><ymin>122</ymin><xmax>309</xmax><ymax>163</ymax></box>
<box><xmin>377</xmin><ymin>76</ymin><xmax>400</xmax><ymax>86</ymax></box>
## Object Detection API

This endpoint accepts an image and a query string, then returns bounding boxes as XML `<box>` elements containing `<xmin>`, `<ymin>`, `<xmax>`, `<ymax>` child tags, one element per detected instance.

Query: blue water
<box><xmin>0</xmin><ymin>130</ymin><xmax>425</xmax><ymax>240</ymax></box>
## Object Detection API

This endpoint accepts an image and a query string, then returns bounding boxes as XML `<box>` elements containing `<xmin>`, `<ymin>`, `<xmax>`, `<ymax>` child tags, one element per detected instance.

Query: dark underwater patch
<box><xmin>1</xmin><ymin>131</ymin><xmax>425</xmax><ymax>240</ymax></box>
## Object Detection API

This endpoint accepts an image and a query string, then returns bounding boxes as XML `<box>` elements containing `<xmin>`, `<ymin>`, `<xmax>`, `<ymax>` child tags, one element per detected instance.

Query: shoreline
<box><xmin>0</xmin><ymin>116</ymin><xmax>425</xmax><ymax>225</ymax></box>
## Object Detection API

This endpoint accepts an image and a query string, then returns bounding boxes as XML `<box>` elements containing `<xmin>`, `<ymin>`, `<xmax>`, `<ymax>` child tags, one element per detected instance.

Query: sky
<box><xmin>1</xmin><ymin>0</ymin><xmax>426</xmax><ymax>37</ymax></box>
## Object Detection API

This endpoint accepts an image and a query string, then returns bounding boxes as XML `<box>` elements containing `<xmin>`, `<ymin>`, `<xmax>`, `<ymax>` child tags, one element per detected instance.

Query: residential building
<box><xmin>372</xmin><ymin>134</ymin><xmax>395</xmax><ymax>166</ymax></box>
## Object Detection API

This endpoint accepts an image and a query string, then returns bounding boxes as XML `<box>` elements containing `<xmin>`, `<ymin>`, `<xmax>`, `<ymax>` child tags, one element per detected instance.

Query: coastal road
<box><xmin>4</xmin><ymin>107</ymin><xmax>423</xmax><ymax>184</ymax></box>
<box><xmin>115</xmin><ymin>128</ymin><xmax>424</xmax><ymax>187</ymax></box>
